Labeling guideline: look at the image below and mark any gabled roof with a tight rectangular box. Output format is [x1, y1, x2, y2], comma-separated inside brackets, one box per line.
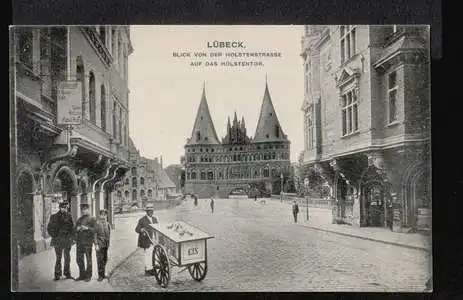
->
[128, 137, 138, 153]
[253, 81, 288, 143]
[187, 84, 220, 145]
[147, 157, 176, 188]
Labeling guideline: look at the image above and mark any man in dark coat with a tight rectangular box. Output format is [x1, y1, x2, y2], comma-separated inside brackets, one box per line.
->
[292, 200, 300, 223]
[135, 203, 158, 275]
[94, 209, 111, 281]
[46, 202, 75, 281]
[75, 203, 97, 281]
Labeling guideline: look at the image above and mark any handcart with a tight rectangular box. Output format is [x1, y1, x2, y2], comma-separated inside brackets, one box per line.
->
[147, 221, 214, 288]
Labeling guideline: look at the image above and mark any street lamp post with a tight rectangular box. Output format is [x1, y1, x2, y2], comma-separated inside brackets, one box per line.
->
[280, 173, 284, 203]
[304, 178, 310, 221]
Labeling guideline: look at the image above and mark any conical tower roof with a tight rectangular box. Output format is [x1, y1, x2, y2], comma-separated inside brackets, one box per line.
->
[253, 80, 288, 143]
[187, 84, 220, 145]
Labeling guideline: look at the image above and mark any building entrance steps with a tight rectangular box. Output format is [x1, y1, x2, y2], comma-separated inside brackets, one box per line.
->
[264, 197, 431, 251]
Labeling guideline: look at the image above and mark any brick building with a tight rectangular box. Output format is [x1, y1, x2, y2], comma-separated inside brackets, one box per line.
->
[299, 25, 430, 231]
[113, 138, 177, 211]
[184, 82, 291, 199]
[11, 26, 133, 256]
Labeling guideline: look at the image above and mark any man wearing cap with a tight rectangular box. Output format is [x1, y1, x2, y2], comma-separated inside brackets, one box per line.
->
[94, 209, 111, 281]
[46, 202, 75, 281]
[135, 203, 158, 275]
[75, 203, 97, 281]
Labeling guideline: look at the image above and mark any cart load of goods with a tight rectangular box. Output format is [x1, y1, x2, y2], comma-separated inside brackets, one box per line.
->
[166, 222, 194, 237]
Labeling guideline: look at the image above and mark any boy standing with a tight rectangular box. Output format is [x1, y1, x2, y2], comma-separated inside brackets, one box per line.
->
[75, 204, 97, 281]
[94, 209, 111, 281]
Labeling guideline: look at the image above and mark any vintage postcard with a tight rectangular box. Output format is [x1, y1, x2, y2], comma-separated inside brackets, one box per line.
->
[10, 25, 431, 292]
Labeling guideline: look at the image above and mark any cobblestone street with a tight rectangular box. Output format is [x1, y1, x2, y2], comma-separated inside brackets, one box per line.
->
[109, 197, 431, 292]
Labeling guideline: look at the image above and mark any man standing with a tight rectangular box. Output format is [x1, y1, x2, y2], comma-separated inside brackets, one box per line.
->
[75, 203, 97, 281]
[292, 200, 300, 223]
[210, 197, 215, 213]
[135, 204, 158, 275]
[46, 202, 75, 281]
[94, 209, 111, 281]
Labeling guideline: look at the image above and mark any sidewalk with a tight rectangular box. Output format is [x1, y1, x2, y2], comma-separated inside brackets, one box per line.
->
[17, 212, 142, 292]
[298, 207, 431, 251]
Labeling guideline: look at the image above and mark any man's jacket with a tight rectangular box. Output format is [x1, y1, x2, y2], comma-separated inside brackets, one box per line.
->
[75, 214, 97, 246]
[47, 211, 75, 247]
[292, 204, 299, 214]
[94, 218, 112, 248]
[135, 215, 158, 249]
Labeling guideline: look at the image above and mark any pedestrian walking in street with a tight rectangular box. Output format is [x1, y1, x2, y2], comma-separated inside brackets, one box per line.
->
[135, 203, 158, 276]
[193, 195, 198, 206]
[94, 209, 111, 281]
[75, 203, 97, 281]
[46, 202, 75, 281]
[292, 200, 300, 223]
[210, 197, 215, 213]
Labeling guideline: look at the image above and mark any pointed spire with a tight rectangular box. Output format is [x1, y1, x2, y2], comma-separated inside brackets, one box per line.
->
[233, 111, 238, 123]
[227, 116, 231, 128]
[265, 73, 268, 85]
[160, 155, 163, 168]
[253, 81, 288, 142]
[241, 117, 246, 129]
[187, 84, 220, 145]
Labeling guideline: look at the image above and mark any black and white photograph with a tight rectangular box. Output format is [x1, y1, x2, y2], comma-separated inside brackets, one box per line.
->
[10, 25, 431, 292]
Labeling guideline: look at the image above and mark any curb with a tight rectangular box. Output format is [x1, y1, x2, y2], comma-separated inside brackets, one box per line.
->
[299, 223, 430, 252]
[108, 247, 140, 279]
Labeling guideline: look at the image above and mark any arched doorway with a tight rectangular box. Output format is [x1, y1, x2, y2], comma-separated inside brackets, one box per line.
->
[52, 166, 78, 221]
[404, 165, 431, 228]
[362, 181, 387, 227]
[17, 171, 34, 255]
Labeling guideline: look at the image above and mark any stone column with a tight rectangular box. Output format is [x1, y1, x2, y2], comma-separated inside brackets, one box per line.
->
[33, 194, 44, 251]
[352, 190, 361, 227]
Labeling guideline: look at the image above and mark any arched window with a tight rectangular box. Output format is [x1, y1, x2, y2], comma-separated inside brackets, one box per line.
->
[125, 178, 129, 185]
[200, 171, 206, 180]
[132, 189, 137, 201]
[263, 168, 269, 178]
[207, 171, 214, 181]
[140, 190, 145, 198]
[132, 177, 137, 187]
[191, 171, 197, 180]
[76, 56, 85, 118]
[124, 190, 129, 198]
[131, 167, 137, 176]
[89, 71, 96, 123]
[100, 85, 106, 131]
[148, 189, 153, 198]
[140, 177, 145, 185]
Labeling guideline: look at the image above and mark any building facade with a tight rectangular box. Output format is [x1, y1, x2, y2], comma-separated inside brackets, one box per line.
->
[113, 138, 177, 211]
[11, 26, 133, 256]
[184, 82, 291, 199]
[299, 25, 431, 231]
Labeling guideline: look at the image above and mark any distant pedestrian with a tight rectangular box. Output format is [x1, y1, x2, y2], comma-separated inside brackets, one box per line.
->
[75, 203, 97, 281]
[94, 209, 111, 281]
[193, 195, 198, 206]
[46, 202, 75, 281]
[135, 203, 158, 276]
[292, 200, 299, 223]
[210, 198, 215, 213]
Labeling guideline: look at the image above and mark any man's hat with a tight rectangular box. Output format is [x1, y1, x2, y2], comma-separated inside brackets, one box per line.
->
[144, 203, 154, 211]
[59, 202, 69, 208]
[80, 203, 90, 209]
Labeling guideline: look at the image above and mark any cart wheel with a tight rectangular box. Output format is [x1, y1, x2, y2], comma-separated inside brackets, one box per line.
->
[152, 245, 171, 288]
[188, 262, 208, 281]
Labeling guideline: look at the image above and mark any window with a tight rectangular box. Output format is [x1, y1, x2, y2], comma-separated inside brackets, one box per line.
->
[118, 109, 122, 142]
[124, 191, 129, 198]
[196, 131, 201, 142]
[263, 168, 269, 178]
[340, 25, 356, 64]
[132, 189, 137, 201]
[140, 190, 145, 198]
[100, 85, 106, 131]
[306, 112, 314, 150]
[341, 89, 359, 136]
[388, 71, 398, 123]
[17, 28, 33, 69]
[131, 167, 137, 176]
[113, 102, 117, 137]
[200, 171, 206, 180]
[132, 177, 137, 187]
[207, 171, 214, 181]
[76, 57, 85, 117]
[140, 177, 145, 185]
[191, 171, 197, 180]
[148, 189, 153, 198]
[50, 28, 67, 80]
[89, 72, 96, 123]
[125, 178, 129, 185]
[275, 125, 280, 138]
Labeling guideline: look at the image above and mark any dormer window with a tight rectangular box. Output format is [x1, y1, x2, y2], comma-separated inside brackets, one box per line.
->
[275, 125, 280, 138]
[196, 131, 201, 141]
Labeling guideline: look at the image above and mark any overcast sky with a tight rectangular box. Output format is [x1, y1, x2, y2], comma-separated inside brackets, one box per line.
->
[128, 25, 304, 167]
